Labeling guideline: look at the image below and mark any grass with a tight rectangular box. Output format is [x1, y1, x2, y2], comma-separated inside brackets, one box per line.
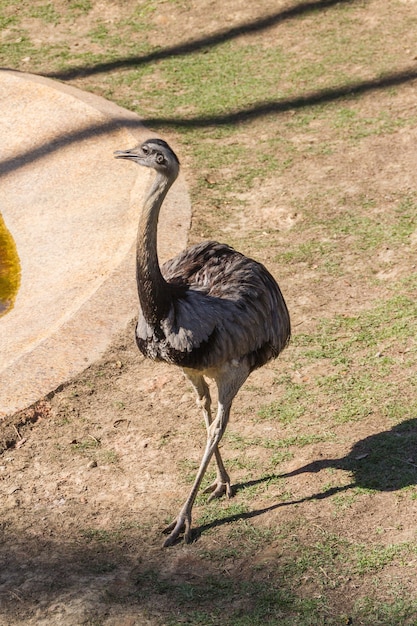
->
[255, 293, 417, 429]
[130, 563, 327, 626]
[2, 0, 417, 624]
[296, 294, 417, 366]
[29, 3, 60, 23]
[120, 526, 417, 625]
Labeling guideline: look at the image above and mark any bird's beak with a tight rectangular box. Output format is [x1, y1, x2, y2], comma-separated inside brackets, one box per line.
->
[114, 149, 137, 160]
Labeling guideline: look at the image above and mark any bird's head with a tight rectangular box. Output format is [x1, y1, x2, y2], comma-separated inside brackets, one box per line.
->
[114, 138, 180, 179]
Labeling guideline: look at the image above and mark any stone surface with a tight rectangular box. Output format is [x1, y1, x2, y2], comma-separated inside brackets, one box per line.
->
[0, 70, 191, 418]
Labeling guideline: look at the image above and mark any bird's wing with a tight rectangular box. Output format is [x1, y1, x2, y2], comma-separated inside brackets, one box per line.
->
[165, 273, 289, 370]
[137, 241, 290, 369]
[136, 289, 221, 365]
[161, 290, 220, 351]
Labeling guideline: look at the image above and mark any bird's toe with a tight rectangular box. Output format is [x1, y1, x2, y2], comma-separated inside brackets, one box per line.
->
[162, 511, 192, 547]
[204, 480, 233, 501]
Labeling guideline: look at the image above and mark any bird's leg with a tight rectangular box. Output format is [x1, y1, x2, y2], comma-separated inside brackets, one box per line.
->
[163, 363, 249, 547]
[185, 371, 231, 500]
[202, 409, 232, 502]
[163, 399, 232, 546]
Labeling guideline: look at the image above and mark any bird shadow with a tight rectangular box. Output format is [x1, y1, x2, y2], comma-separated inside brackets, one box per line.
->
[192, 418, 417, 541]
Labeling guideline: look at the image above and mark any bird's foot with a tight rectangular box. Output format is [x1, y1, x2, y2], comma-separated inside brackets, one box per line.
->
[203, 479, 233, 502]
[162, 510, 192, 547]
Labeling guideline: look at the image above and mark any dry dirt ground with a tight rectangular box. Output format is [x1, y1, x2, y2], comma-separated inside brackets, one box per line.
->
[1, 1, 417, 624]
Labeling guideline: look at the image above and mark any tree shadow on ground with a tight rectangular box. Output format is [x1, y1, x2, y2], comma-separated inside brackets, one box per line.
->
[194, 418, 417, 538]
[1, 0, 417, 177]
[1, 420, 416, 622]
[45, 0, 358, 81]
[1, 65, 417, 181]
[0, 527, 328, 623]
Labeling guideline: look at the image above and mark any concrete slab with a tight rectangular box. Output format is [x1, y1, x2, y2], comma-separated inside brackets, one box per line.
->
[0, 69, 191, 418]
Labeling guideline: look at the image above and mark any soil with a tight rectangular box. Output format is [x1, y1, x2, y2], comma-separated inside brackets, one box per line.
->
[1, 1, 417, 624]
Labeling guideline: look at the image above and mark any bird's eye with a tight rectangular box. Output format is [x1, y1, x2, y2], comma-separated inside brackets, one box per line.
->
[142, 145, 149, 154]
[156, 154, 165, 165]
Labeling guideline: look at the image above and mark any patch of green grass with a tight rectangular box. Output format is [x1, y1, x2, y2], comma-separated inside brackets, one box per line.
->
[257, 382, 308, 424]
[225, 430, 334, 454]
[115, 3, 157, 32]
[195, 501, 249, 527]
[408, 488, 417, 501]
[159, 42, 288, 119]
[353, 594, 417, 626]
[81, 528, 118, 543]
[88, 23, 109, 43]
[29, 3, 60, 24]
[265, 432, 335, 449]
[283, 531, 415, 593]
[226, 584, 322, 626]
[294, 297, 416, 370]
[392, 195, 417, 241]
[228, 518, 275, 545]
[316, 372, 388, 423]
[324, 204, 416, 252]
[227, 456, 258, 472]
[177, 457, 199, 481]
[321, 295, 415, 354]
[132, 564, 328, 626]
[224, 431, 255, 451]
[109, 563, 417, 626]
[276, 240, 338, 269]
[279, 192, 417, 283]
[97, 449, 119, 465]
[0, 12, 17, 28]
[331, 492, 359, 510]
[332, 106, 417, 140]
[270, 449, 294, 466]
[69, 0, 92, 13]
[353, 542, 411, 575]
[0, 35, 37, 65]
[71, 436, 100, 453]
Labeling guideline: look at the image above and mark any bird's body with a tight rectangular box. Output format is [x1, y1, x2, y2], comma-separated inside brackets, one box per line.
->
[137, 239, 289, 371]
[115, 138, 290, 546]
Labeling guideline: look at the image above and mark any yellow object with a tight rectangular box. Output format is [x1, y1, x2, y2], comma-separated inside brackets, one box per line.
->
[0, 214, 21, 317]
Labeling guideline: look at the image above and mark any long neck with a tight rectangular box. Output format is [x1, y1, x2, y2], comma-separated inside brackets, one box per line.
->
[136, 171, 175, 326]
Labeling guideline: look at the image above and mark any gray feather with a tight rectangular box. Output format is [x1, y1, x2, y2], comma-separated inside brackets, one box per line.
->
[136, 241, 290, 371]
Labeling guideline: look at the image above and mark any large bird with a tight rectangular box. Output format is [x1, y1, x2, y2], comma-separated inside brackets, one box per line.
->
[114, 138, 290, 546]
